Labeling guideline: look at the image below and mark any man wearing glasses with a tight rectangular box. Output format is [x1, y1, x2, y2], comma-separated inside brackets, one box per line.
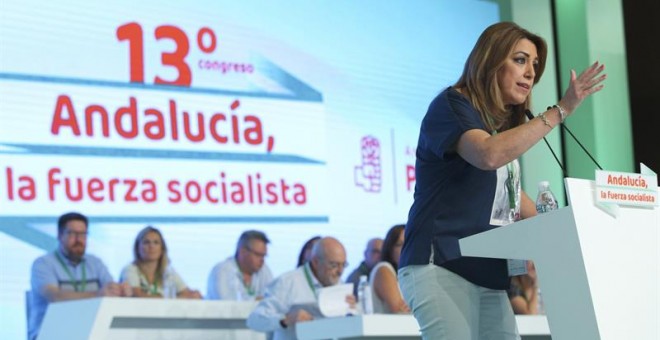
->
[28, 212, 132, 340]
[207, 230, 273, 300]
[247, 236, 355, 340]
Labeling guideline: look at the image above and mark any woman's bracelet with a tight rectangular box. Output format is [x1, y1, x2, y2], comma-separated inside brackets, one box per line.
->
[547, 104, 566, 123]
[537, 112, 552, 128]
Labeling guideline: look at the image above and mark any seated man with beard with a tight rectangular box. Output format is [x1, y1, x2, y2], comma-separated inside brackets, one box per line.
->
[28, 212, 132, 340]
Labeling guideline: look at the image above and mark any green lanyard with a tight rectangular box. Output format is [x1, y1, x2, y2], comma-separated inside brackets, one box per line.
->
[138, 270, 159, 295]
[236, 260, 255, 296]
[491, 129, 518, 213]
[506, 162, 517, 210]
[148, 282, 158, 295]
[303, 263, 318, 300]
[55, 251, 86, 292]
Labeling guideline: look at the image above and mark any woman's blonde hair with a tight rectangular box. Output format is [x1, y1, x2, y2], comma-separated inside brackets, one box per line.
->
[455, 22, 547, 132]
[133, 226, 169, 286]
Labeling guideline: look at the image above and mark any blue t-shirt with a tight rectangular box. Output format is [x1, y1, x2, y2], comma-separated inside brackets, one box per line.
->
[399, 87, 510, 290]
[29, 250, 114, 340]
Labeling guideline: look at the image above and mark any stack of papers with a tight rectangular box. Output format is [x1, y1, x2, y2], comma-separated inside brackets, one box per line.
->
[318, 283, 355, 317]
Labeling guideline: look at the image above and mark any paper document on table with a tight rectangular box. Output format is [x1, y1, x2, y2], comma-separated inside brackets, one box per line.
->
[317, 283, 354, 317]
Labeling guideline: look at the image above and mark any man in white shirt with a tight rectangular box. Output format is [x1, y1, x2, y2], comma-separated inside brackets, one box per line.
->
[247, 237, 355, 340]
[207, 230, 273, 300]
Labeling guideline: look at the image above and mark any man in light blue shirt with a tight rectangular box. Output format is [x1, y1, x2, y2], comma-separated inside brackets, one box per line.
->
[29, 212, 132, 340]
[247, 237, 355, 340]
[207, 230, 273, 300]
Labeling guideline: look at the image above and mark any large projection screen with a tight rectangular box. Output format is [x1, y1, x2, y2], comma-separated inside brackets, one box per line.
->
[0, 0, 502, 337]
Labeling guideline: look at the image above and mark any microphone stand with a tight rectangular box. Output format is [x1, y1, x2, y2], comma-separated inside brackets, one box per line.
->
[525, 109, 604, 178]
[525, 110, 567, 177]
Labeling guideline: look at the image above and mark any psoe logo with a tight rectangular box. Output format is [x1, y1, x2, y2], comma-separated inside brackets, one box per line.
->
[354, 136, 381, 193]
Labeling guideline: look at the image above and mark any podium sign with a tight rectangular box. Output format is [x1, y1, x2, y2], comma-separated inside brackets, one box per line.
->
[459, 178, 659, 340]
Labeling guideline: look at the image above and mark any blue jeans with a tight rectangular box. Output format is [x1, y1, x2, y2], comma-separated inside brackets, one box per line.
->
[398, 264, 519, 340]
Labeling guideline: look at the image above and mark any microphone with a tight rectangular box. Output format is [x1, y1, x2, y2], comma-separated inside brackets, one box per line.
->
[525, 109, 604, 177]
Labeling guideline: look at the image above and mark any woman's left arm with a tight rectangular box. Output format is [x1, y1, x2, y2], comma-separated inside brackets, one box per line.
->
[168, 267, 203, 299]
[177, 288, 203, 299]
[372, 266, 410, 314]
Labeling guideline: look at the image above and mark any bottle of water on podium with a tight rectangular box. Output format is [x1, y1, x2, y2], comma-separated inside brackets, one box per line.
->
[357, 275, 373, 315]
[536, 287, 545, 315]
[535, 181, 558, 213]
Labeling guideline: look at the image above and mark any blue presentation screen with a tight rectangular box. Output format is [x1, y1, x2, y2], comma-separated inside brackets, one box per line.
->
[0, 0, 499, 337]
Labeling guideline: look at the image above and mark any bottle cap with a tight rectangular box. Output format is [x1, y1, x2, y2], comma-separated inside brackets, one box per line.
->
[538, 181, 550, 192]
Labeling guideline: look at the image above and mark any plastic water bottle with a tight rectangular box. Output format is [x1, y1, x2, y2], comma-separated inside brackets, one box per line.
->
[536, 287, 545, 315]
[357, 275, 373, 315]
[535, 181, 558, 213]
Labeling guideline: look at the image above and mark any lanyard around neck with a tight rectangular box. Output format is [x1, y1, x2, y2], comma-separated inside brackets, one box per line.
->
[148, 282, 158, 295]
[137, 268, 159, 295]
[55, 251, 86, 292]
[506, 162, 517, 210]
[492, 130, 518, 212]
[303, 263, 318, 299]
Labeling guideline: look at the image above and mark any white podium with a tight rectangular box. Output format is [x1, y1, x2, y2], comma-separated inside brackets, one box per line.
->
[296, 314, 419, 340]
[295, 314, 550, 340]
[460, 178, 659, 340]
[38, 297, 265, 340]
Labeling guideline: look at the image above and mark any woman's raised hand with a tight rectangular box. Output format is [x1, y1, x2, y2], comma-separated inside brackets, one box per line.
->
[559, 61, 607, 115]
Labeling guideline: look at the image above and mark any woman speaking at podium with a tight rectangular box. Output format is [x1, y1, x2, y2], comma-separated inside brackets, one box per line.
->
[398, 22, 606, 339]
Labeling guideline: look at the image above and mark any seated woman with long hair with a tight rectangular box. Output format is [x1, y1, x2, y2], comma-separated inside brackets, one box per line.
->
[120, 226, 202, 299]
[508, 260, 540, 314]
[369, 224, 410, 314]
